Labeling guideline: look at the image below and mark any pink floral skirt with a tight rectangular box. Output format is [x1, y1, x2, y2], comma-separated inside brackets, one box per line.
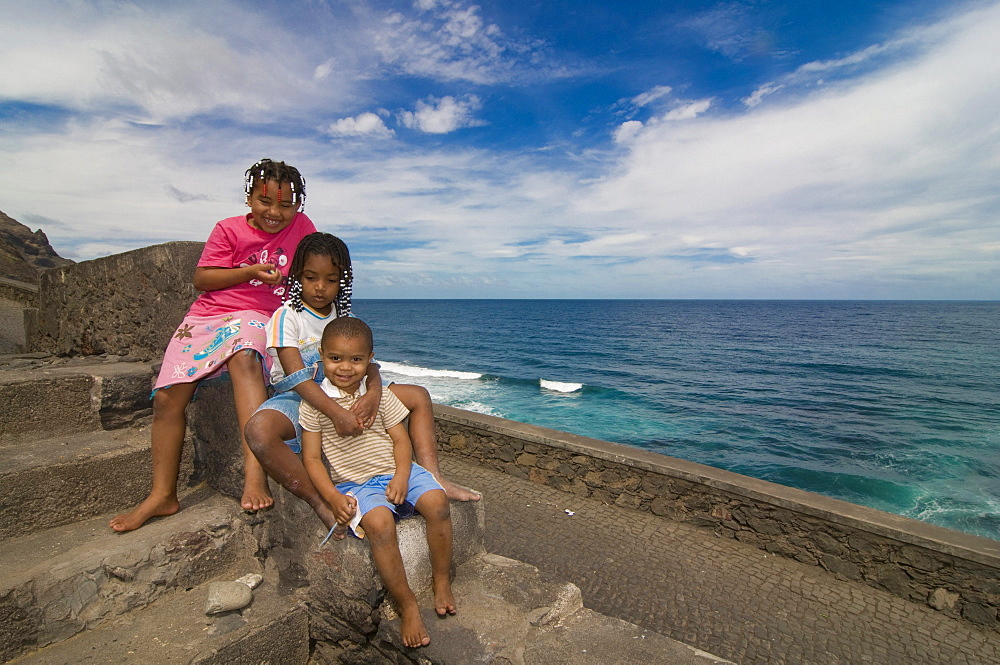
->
[153, 310, 273, 393]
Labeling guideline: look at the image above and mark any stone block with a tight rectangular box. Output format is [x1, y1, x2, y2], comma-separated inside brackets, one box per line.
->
[820, 554, 862, 581]
[929, 587, 960, 611]
[35, 241, 203, 359]
[188, 377, 244, 500]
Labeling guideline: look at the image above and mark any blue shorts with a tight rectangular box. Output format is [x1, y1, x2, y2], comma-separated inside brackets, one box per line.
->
[336, 463, 444, 520]
[254, 382, 323, 454]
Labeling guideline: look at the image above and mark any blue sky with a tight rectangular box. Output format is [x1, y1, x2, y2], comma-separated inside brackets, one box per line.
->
[1, 0, 998, 299]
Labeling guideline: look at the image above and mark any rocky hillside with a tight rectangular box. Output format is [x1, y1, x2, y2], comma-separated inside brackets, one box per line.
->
[0, 209, 73, 283]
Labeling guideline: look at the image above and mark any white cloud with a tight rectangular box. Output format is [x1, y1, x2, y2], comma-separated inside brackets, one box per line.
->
[326, 112, 395, 138]
[613, 120, 644, 144]
[0, 1, 363, 123]
[742, 29, 937, 108]
[661, 99, 713, 121]
[580, 2, 1000, 296]
[742, 83, 783, 108]
[631, 85, 673, 108]
[398, 95, 485, 134]
[681, 2, 772, 62]
[370, 0, 556, 84]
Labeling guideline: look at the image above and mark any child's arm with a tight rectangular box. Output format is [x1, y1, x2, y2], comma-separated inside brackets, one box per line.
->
[276, 347, 364, 436]
[194, 264, 283, 291]
[351, 362, 384, 429]
[301, 430, 357, 524]
[384, 422, 413, 506]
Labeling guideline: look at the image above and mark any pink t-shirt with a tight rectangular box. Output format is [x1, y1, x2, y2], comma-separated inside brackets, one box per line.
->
[187, 212, 317, 318]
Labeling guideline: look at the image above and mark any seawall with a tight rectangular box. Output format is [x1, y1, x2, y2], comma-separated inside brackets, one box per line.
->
[433, 405, 1000, 632]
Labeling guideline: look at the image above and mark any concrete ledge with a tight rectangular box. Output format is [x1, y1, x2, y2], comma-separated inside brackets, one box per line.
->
[434, 404, 1000, 632]
[0, 276, 39, 307]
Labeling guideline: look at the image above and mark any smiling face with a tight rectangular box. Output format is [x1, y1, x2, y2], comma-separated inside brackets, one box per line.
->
[320, 334, 374, 394]
[298, 252, 341, 315]
[247, 178, 300, 233]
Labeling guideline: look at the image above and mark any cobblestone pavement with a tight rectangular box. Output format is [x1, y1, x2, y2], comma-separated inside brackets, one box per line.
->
[441, 456, 1000, 665]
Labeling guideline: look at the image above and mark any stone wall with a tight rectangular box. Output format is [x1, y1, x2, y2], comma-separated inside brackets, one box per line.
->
[433, 404, 1000, 633]
[0, 276, 38, 307]
[33, 242, 203, 360]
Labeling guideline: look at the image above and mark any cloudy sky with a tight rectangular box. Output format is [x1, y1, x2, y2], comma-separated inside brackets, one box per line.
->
[1, 0, 998, 299]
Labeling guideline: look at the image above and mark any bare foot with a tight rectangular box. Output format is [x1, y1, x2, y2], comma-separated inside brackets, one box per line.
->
[440, 479, 480, 502]
[241, 479, 274, 511]
[109, 495, 180, 532]
[434, 579, 457, 616]
[399, 603, 431, 648]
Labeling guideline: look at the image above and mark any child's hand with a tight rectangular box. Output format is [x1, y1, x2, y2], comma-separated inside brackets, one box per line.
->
[330, 408, 364, 437]
[386, 475, 408, 505]
[350, 390, 380, 429]
[331, 492, 357, 525]
[249, 263, 282, 286]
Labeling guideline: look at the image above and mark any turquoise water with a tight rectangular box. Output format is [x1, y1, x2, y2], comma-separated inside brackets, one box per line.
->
[353, 300, 1000, 541]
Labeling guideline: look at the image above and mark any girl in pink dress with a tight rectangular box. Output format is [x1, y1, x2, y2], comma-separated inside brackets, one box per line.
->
[110, 159, 316, 531]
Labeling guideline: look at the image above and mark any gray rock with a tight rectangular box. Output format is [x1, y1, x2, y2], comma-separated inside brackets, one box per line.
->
[205, 581, 254, 615]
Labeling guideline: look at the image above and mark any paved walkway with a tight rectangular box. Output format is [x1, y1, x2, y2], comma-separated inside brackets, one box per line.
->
[441, 456, 1000, 665]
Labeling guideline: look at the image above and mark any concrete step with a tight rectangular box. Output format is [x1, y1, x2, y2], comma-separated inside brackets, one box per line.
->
[6, 566, 309, 665]
[0, 486, 260, 663]
[369, 553, 734, 664]
[0, 357, 155, 442]
[0, 423, 196, 540]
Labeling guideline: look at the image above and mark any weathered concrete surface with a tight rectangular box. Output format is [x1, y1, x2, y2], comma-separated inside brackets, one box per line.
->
[33, 241, 203, 360]
[435, 404, 1000, 635]
[368, 553, 732, 665]
[0, 426, 154, 539]
[6, 566, 308, 665]
[442, 455, 1000, 665]
[0, 487, 260, 663]
[0, 358, 155, 441]
[0, 357, 193, 540]
[521, 609, 736, 665]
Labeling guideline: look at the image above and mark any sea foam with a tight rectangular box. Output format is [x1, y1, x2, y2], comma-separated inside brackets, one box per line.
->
[379, 361, 481, 380]
[540, 379, 583, 393]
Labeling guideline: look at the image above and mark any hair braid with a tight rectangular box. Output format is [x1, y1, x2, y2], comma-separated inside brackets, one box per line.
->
[284, 232, 353, 316]
[244, 158, 307, 210]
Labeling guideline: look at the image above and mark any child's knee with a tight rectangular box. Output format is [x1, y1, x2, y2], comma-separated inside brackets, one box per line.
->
[245, 411, 295, 453]
[361, 508, 397, 545]
[389, 383, 431, 410]
[226, 350, 262, 375]
[152, 386, 191, 418]
[420, 491, 451, 522]
[243, 412, 271, 450]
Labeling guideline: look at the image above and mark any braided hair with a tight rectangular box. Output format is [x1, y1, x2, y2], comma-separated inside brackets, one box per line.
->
[285, 232, 353, 317]
[244, 158, 307, 210]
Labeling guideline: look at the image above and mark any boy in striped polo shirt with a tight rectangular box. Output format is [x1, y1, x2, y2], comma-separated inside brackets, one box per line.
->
[300, 316, 455, 649]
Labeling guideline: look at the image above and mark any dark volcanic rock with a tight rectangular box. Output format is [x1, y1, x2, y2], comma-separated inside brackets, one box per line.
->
[0, 209, 73, 283]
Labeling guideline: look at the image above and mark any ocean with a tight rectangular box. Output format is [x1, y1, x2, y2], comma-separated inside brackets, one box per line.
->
[352, 299, 999, 542]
